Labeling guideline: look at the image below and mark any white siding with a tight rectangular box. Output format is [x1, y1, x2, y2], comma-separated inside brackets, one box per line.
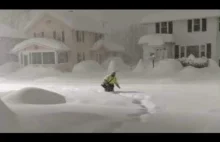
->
[146, 17, 218, 61]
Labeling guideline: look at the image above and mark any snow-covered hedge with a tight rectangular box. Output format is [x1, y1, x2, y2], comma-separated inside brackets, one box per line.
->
[179, 54, 209, 68]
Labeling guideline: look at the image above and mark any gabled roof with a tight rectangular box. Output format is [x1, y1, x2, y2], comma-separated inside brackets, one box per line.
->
[11, 38, 70, 54]
[91, 39, 125, 52]
[141, 10, 220, 24]
[0, 24, 27, 39]
[24, 11, 110, 34]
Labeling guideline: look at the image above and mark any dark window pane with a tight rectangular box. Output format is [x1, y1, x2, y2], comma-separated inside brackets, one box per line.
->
[161, 22, 167, 33]
[62, 31, 65, 42]
[168, 21, 173, 34]
[202, 18, 207, 31]
[175, 45, 179, 59]
[53, 31, 56, 39]
[207, 43, 211, 58]
[188, 20, 192, 32]
[43, 52, 55, 64]
[187, 45, 199, 57]
[156, 23, 160, 33]
[32, 52, 42, 64]
[194, 19, 200, 32]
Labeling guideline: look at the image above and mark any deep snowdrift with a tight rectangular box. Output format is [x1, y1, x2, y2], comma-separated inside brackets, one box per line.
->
[8, 65, 62, 79]
[72, 60, 104, 73]
[0, 99, 20, 132]
[147, 59, 183, 77]
[107, 57, 131, 73]
[2, 87, 66, 105]
[0, 62, 20, 76]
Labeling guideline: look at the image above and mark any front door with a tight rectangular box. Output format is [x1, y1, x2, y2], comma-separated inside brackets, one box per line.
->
[24, 55, 28, 66]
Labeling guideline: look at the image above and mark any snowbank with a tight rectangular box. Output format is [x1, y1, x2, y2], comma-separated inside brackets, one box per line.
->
[0, 99, 20, 132]
[205, 59, 220, 73]
[91, 39, 125, 52]
[72, 60, 105, 73]
[9, 65, 62, 79]
[106, 57, 131, 73]
[2, 87, 66, 105]
[133, 59, 145, 73]
[147, 59, 183, 77]
[0, 62, 20, 76]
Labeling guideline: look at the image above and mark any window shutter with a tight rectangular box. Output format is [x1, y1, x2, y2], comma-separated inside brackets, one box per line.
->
[188, 20, 192, 32]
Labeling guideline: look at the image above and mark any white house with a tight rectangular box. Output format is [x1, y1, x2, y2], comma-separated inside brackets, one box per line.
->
[90, 39, 125, 64]
[15, 10, 109, 70]
[0, 24, 27, 65]
[139, 10, 220, 62]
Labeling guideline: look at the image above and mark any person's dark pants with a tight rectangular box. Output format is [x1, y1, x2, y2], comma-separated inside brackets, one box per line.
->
[102, 83, 114, 92]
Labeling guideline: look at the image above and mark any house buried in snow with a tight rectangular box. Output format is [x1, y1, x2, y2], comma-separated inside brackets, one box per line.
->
[14, 10, 110, 70]
[0, 24, 27, 65]
[11, 38, 70, 71]
[139, 10, 220, 62]
[90, 39, 125, 64]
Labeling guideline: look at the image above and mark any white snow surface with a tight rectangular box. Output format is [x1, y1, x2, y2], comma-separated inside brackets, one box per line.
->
[11, 38, 70, 54]
[147, 59, 183, 77]
[104, 57, 131, 73]
[91, 39, 125, 52]
[133, 59, 145, 73]
[2, 87, 66, 105]
[0, 62, 20, 76]
[9, 65, 62, 80]
[72, 60, 105, 73]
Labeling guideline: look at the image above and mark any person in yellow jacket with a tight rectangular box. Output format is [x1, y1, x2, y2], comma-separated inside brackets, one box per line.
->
[101, 72, 120, 92]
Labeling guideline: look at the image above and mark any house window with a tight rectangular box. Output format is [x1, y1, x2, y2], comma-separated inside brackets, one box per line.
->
[41, 32, 44, 37]
[62, 31, 65, 42]
[174, 45, 179, 59]
[77, 53, 82, 63]
[188, 18, 207, 32]
[58, 52, 68, 63]
[161, 22, 168, 33]
[32, 52, 42, 64]
[20, 53, 23, 64]
[188, 20, 192, 32]
[200, 45, 205, 57]
[207, 43, 211, 59]
[34, 32, 36, 37]
[187, 45, 199, 57]
[181, 46, 185, 58]
[43, 52, 55, 64]
[168, 21, 173, 34]
[82, 52, 85, 60]
[194, 19, 200, 32]
[156, 23, 160, 33]
[202, 18, 207, 31]
[53, 31, 56, 39]
[76, 31, 84, 42]
[155, 21, 173, 34]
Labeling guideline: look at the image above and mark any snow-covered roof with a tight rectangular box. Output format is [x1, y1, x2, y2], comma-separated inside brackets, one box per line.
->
[24, 11, 110, 34]
[11, 38, 70, 54]
[138, 34, 174, 46]
[0, 24, 27, 39]
[141, 10, 220, 24]
[91, 39, 125, 52]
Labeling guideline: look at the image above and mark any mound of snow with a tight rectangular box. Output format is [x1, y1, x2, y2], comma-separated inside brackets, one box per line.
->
[133, 59, 145, 73]
[148, 59, 183, 76]
[0, 62, 20, 76]
[72, 60, 104, 73]
[2, 87, 66, 105]
[107, 57, 131, 73]
[206, 59, 220, 73]
[0, 99, 21, 132]
[177, 66, 203, 80]
[9, 65, 61, 79]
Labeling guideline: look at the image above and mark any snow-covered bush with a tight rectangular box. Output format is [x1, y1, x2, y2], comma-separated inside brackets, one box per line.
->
[179, 54, 208, 68]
